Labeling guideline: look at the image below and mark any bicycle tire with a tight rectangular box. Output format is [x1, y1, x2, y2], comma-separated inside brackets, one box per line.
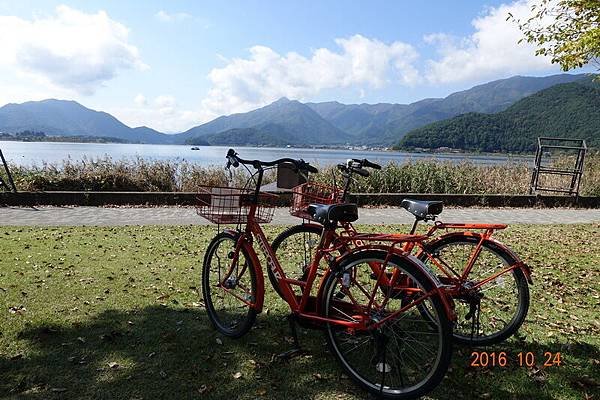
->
[270, 224, 323, 299]
[420, 234, 529, 346]
[202, 231, 258, 338]
[321, 249, 452, 399]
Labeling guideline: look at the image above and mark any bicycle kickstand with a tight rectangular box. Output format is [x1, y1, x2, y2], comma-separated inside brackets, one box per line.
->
[277, 314, 303, 360]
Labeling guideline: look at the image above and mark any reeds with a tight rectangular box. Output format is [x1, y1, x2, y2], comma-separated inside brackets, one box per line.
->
[7, 152, 599, 195]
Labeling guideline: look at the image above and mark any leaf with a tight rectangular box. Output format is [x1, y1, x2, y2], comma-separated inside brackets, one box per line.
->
[215, 338, 223, 345]
[198, 385, 210, 394]
[233, 371, 242, 379]
[51, 388, 67, 393]
[108, 362, 120, 369]
[8, 305, 26, 315]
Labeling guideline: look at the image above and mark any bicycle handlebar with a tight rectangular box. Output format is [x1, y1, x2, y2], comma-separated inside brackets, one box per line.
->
[353, 158, 382, 170]
[226, 148, 318, 173]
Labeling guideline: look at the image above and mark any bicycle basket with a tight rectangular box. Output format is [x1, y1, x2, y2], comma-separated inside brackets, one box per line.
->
[290, 182, 342, 220]
[196, 186, 278, 224]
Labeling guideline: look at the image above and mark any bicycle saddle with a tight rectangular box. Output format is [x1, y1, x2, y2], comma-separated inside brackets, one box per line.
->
[400, 199, 443, 220]
[307, 203, 359, 224]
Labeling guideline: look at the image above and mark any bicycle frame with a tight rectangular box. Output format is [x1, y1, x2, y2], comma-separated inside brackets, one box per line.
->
[333, 163, 532, 287]
[218, 202, 454, 330]
[294, 219, 531, 301]
[416, 223, 533, 287]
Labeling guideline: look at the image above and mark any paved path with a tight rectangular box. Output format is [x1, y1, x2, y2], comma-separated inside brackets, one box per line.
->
[1, 206, 598, 226]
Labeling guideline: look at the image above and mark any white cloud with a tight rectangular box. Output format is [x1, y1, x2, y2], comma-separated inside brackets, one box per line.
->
[0, 5, 146, 95]
[155, 10, 192, 23]
[133, 94, 147, 106]
[114, 94, 202, 133]
[425, 0, 555, 83]
[199, 34, 419, 119]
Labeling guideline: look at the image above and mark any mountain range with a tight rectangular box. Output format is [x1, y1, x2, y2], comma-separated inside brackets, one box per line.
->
[0, 73, 592, 148]
[398, 78, 600, 152]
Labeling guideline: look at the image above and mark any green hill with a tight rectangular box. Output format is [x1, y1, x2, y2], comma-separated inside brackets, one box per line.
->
[0, 99, 172, 144]
[397, 79, 600, 152]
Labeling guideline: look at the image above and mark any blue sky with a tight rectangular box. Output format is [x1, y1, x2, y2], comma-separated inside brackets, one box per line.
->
[0, 0, 589, 132]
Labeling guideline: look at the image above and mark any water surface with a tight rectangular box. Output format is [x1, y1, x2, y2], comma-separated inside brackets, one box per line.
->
[0, 141, 531, 167]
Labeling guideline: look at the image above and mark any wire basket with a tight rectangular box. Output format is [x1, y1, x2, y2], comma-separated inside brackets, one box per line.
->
[290, 182, 342, 220]
[196, 186, 278, 224]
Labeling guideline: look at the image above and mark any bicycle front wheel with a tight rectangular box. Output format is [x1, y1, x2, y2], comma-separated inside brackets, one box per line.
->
[421, 234, 529, 345]
[321, 250, 452, 399]
[202, 231, 258, 338]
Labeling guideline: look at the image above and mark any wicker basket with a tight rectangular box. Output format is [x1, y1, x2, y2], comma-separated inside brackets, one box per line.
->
[290, 182, 342, 220]
[196, 186, 277, 224]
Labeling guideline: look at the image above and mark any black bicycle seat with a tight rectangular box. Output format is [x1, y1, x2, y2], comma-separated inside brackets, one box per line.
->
[307, 203, 359, 224]
[400, 199, 443, 220]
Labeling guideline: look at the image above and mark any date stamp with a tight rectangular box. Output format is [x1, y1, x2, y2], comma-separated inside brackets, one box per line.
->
[470, 351, 562, 368]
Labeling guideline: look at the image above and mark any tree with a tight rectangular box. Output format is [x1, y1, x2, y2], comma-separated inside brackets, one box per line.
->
[511, 0, 600, 71]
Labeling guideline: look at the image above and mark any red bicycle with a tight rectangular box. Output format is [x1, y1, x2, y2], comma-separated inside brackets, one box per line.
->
[199, 149, 454, 399]
[270, 158, 532, 345]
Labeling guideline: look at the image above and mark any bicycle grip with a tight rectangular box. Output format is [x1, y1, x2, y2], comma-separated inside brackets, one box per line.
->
[358, 159, 381, 169]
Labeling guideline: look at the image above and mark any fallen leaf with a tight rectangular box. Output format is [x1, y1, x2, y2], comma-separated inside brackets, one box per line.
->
[198, 385, 210, 394]
[108, 362, 120, 369]
[8, 306, 26, 315]
[233, 372, 242, 379]
[215, 338, 223, 345]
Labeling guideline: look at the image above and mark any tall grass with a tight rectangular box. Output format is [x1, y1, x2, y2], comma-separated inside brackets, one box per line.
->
[6, 153, 600, 195]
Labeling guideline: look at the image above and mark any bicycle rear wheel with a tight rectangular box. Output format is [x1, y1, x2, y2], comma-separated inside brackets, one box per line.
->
[420, 234, 529, 345]
[202, 231, 258, 338]
[270, 224, 323, 299]
[321, 249, 452, 399]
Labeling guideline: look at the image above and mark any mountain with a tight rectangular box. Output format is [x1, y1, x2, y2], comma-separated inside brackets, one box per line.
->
[397, 79, 600, 152]
[197, 124, 296, 146]
[307, 73, 587, 144]
[0, 99, 172, 144]
[177, 97, 351, 145]
[0, 73, 590, 147]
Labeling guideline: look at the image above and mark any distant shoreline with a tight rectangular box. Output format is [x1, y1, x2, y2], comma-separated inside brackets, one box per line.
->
[0, 138, 536, 157]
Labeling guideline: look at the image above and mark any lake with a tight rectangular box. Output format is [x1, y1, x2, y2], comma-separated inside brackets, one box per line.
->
[0, 141, 531, 167]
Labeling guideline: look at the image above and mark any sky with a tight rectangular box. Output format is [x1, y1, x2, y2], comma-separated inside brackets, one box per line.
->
[0, 0, 591, 133]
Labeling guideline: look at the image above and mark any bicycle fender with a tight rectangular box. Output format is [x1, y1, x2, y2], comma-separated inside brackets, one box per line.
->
[475, 237, 533, 285]
[425, 232, 533, 284]
[224, 229, 265, 313]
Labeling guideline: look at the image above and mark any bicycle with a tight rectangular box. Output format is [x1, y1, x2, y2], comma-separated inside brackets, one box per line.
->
[199, 149, 454, 399]
[270, 158, 532, 346]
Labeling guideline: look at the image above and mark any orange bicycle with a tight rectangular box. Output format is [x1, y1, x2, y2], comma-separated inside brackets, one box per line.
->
[199, 149, 454, 399]
[270, 158, 532, 346]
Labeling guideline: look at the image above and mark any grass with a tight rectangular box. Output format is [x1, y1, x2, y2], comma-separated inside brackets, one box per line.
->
[0, 224, 598, 399]
[7, 152, 600, 196]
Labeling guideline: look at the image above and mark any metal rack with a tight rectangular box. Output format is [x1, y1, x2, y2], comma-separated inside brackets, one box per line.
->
[0, 148, 17, 192]
[529, 137, 587, 199]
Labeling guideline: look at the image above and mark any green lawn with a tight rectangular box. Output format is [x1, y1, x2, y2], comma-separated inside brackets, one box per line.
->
[1, 224, 598, 399]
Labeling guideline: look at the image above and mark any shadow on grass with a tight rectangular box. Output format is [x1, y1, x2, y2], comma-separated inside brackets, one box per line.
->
[1, 306, 598, 399]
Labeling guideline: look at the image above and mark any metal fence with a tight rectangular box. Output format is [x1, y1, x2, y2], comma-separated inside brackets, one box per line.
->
[529, 137, 586, 199]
